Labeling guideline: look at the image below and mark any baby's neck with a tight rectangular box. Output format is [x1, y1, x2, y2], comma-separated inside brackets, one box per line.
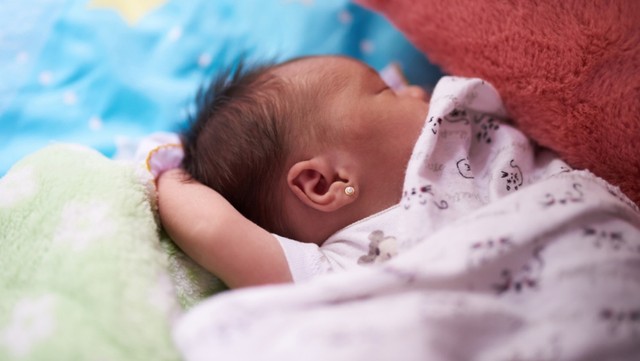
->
[284, 192, 400, 246]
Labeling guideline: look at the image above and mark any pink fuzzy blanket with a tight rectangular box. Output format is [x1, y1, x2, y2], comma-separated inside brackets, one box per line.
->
[357, 0, 640, 205]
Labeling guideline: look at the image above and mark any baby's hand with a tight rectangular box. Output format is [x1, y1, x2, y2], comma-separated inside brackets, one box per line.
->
[133, 132, 183, 180]
[146, 144, 183, 179]
[157, 168, 293, 288]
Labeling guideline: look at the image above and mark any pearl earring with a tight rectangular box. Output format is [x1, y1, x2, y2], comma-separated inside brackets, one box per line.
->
[344, 186, 356, 196]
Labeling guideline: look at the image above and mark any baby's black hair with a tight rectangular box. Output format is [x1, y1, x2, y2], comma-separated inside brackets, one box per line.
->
[181, 61, 294, 234]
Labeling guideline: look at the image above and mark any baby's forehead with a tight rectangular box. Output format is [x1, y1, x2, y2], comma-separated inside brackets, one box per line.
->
[273, 56, 361, 93]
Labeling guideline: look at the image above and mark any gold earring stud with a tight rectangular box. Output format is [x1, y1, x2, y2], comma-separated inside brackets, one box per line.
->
[344, 186, 356, 196]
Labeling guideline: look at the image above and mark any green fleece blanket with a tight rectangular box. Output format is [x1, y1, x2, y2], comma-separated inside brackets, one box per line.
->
[0, 144, 224, 360]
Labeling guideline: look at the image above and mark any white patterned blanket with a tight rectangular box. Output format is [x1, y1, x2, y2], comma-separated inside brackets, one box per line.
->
[174, 78, 640, 361]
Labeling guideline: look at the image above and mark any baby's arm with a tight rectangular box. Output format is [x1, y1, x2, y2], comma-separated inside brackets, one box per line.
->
[157, 168, 293, 288]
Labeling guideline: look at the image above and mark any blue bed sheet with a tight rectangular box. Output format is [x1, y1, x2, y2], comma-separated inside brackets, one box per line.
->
[0, 0, 442, 174]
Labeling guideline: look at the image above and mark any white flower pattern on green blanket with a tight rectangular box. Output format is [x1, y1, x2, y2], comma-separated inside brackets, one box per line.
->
[53, 200, 115, 252]
[0, 166, 36, 207]
[0, 144, 225, 360]
[1, 295, 56, 358]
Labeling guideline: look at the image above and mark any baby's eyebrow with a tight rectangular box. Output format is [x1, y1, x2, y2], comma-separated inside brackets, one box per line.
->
[366, 66, 379, 78]
[363, 65, 387, 89]
[322, 68, 350, 93]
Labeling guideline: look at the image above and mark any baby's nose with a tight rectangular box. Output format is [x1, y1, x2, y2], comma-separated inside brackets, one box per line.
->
[395, 85, 428, 101]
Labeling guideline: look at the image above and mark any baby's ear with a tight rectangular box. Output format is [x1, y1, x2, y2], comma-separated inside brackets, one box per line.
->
[287, 157, 356, 212]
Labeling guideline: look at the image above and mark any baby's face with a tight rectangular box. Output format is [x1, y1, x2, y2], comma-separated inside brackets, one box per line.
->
[277, 56, 429, 203]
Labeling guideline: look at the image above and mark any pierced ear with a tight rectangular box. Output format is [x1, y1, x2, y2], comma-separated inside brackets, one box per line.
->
[287, 157, 356, 212]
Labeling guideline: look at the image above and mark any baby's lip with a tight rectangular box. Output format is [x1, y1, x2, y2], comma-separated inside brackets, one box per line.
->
[395, 86, 428, 102]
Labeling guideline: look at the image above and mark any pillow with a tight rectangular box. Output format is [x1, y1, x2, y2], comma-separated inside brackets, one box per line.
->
[356, 0, 640, 205]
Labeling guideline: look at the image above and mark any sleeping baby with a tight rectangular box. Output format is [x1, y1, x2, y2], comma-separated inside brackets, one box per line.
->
[154, 55, 640, 291]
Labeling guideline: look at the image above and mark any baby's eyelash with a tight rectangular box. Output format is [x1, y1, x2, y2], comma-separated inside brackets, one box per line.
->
[379, 63, 408, 91]
[377, 85, 391, 94]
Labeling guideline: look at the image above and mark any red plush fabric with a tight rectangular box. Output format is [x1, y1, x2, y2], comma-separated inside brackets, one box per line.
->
[357, 0, 640, 205]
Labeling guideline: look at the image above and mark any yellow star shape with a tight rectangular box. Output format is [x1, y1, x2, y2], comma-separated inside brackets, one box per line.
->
[87, 0, 167, 26]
